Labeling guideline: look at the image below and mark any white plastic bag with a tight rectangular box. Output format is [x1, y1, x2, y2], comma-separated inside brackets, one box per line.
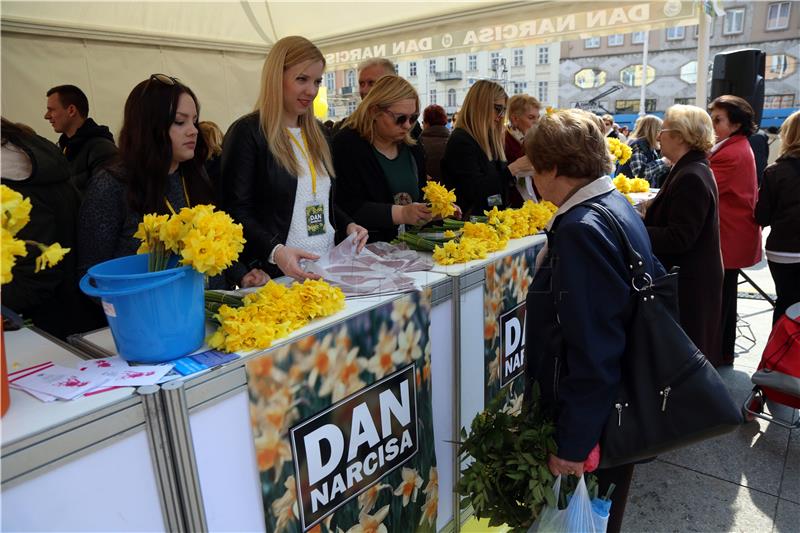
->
[529, 475, 609, 533]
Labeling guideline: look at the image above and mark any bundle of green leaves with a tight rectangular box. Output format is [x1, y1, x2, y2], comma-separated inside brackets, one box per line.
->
[457, 384, 596, 531]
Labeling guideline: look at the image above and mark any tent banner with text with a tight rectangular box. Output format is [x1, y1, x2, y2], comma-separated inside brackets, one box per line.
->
[245, 290, 437, 533]
[323, 1, 698, 68]
[484, 244, 544, 408]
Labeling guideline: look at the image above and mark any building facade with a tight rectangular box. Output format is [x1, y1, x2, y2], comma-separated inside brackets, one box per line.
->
[558, 1, 800, 117]
[326, 44, 561, 121]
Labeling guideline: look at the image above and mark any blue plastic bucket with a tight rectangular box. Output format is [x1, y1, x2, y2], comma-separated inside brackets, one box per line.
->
[80, 254, 205, 363]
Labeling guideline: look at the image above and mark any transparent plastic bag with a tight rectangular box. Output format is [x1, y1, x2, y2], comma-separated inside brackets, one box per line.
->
[529, 475, 609, 533]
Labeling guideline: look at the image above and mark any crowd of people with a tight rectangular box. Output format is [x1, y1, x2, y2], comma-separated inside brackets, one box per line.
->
[2, 33, 799, 533]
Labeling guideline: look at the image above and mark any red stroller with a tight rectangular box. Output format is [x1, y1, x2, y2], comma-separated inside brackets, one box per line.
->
[743, 304, 800, 429]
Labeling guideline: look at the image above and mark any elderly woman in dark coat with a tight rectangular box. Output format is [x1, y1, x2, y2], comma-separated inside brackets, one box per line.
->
[644, 104, 724, 366]
[524, 109, 664, 533]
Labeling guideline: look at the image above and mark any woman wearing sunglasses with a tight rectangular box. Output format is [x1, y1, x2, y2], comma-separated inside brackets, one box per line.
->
[77, 74, 267, 289]
[441, 80, 533, 218]
[222, 36, 367, 281]
[332, 75, 432, 244]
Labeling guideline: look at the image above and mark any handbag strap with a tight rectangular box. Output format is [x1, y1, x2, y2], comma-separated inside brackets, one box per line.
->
[586, 202, 652, 291]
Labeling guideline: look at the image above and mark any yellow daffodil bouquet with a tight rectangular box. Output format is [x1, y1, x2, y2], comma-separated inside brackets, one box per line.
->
[1, 184, 69, 284]
[421, 180, 457, 219]
[607, 137, 632, 166]
[134, 204, 245, 275]
[206, 279, 345, 353]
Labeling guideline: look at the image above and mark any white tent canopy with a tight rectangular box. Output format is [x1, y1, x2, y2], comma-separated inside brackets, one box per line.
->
[1, 1, 698, 139]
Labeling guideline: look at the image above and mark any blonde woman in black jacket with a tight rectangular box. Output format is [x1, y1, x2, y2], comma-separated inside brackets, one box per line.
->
[756, 110, 800, 323]
[222, 36, 367, 280]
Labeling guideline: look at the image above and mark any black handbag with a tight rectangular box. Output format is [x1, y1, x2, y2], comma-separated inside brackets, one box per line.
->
[584, 203, 743, 469]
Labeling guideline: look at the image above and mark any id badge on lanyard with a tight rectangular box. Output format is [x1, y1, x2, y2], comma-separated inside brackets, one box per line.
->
[305, 202, 326, 236]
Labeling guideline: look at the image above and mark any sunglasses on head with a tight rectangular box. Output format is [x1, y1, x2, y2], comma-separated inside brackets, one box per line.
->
[494, 104, 507, 117]
[382, 108, 419, 126]
[149, 73, 181, 86]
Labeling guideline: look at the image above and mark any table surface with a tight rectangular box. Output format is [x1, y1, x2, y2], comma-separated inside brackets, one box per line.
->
[78, 270, 451, 380]
[2, 328, 135, 446]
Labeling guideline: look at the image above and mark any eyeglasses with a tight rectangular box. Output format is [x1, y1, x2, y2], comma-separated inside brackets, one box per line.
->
[658, 128, 676, 134]
[494, 104, 507, 117]
[382, 109, 419, 126]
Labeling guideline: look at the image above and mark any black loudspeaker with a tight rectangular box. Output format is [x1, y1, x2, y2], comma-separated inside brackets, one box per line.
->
[711, 48, 766, 126]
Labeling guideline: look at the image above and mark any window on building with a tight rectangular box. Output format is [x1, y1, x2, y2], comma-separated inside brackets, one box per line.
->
[409, 61, 417, 77]
[537, 46, 550, 64]
[767, 2, 791, 30]
[766, 54, 797, 80]
[448, 57, 457, 73]
[512, 82, 527, 95]
[346, 69, 356, 87]
[447, 88, 457, 107]
[537, 81, 548, 103]
[429, 59, 436, 74]
[620, 65, 656, 87]
[614, 99, 656, 113]
[765, 94, 795, 108]
[631, 31, 646, 44]
[585, 37, 600, 49]
[325, 72, 335, 93]
[429, 89, 437, 105]
[468, 54, 477, 71]
[608, 34, 624, 47]
[674, 97, 696, 105]
[513, 48, 524, 67]
[724, 7, 745, 34]
[694, 21, 715, 38]
[680, 61, 698, 84]
[666, 26, 685, 40]
[347, 100, 357, 113]
[490, 52, 500, 69]
[574, 68, 607, 89]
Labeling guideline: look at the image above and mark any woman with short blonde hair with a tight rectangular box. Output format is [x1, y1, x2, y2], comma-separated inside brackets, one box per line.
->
[504, 94, 541, 206]
[644, 104, 724, 365]
[756, 110, 800, 323]
[617, 114, 671, 186]
[222, 35, 367, 280]
[441, 80, 533, 217]
[333, 75, 432, 243]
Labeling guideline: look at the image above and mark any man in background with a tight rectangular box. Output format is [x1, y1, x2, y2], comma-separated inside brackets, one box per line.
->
[45, 84, 117, 193]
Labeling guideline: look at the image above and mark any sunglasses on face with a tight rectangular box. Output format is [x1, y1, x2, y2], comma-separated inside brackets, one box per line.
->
[382, 108, 419, 126]
[494, 104, 507, 117]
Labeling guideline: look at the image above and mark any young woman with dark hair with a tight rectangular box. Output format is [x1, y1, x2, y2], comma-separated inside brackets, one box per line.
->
[77, 75, 267, 288]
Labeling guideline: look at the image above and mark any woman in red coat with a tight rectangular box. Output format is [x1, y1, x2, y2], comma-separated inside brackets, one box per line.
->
[708, 95, 763, 365]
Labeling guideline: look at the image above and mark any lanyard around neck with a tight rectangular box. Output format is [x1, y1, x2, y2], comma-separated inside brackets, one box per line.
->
[287, 128, 317, 196]
[164, 174, 191, 215]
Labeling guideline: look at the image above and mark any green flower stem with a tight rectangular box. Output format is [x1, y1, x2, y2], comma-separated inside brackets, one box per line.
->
[396, 232, 437, 252]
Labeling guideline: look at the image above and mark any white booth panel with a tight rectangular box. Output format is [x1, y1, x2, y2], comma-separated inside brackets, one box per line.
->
[1, 429, 164, 532]
[459, 285, 485, 437]
[190, 390, 265, 532]
[430, 299, 455, 530]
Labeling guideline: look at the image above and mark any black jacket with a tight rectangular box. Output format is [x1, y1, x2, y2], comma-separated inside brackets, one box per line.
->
[332, 126, 426, 244]
[749, 129, 769, 186]
[756, 155, 800, 253]
[221, 112, 351, 277]
[58, 118, 118, 193]
[3, 133, 105, 338]
[441, 128, 512, 219]
[420, 125, 449, 182]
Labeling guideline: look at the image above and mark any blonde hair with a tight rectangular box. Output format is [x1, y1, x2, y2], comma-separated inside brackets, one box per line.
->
[198, 121, 223, 158]
[663, 104, 715, 152]
[525, 108, 613, 178]
[779, 110, 800, 158]
[507, 94, 541, 122]
[254, 35, 333, 177]
[459, 80, 507, 161]
[344, 75, 419, 146]
[630, 115, 663, 149]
